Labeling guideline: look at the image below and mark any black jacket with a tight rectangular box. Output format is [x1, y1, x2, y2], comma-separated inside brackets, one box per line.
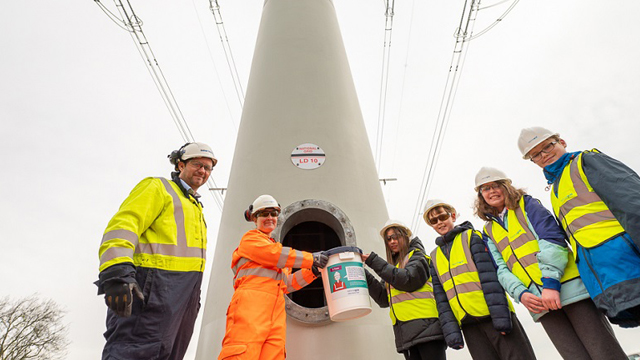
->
[365, 237, 444, 353]
[429, 221, 512, 349]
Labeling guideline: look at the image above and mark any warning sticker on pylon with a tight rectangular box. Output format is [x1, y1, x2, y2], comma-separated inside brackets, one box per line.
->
[291, 143, 325, 170]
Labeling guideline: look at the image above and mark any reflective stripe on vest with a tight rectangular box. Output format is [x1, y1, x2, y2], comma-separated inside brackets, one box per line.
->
[551, 151, 625, 252]
[484, 197, 580, 287]
[387, 250, 438, 324]
[99, 178, 206, 271]
[431, 230, 490, 324]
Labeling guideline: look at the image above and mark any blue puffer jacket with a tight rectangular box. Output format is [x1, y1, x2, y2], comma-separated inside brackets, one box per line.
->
[544, 150, 640, 327]
[483, 195, 590, 322]
[429, 222, 512, 349]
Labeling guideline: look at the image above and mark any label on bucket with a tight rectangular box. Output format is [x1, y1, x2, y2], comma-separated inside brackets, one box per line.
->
[327, 261, 367, 299]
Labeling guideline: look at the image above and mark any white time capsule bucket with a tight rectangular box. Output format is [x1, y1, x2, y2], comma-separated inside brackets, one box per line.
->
[320, 246, 372, 321]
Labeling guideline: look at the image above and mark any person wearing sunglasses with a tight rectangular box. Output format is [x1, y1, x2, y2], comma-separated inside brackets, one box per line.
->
[361, 220, 446, 360]
[425, 199, 537, 360]
[519, 126, 640, 329]
[218, 194, 329, 360]
[474, 167, 627, 359]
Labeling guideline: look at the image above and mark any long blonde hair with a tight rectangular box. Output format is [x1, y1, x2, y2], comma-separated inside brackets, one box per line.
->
[474, 180, 527, 221]
[384, 226, 411, 268]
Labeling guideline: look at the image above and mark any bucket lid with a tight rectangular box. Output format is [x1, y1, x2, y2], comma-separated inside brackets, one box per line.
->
[324, 246, 362, 256]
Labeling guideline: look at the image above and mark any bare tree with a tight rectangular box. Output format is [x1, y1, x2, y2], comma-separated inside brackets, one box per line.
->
[0, 295, 69, 360]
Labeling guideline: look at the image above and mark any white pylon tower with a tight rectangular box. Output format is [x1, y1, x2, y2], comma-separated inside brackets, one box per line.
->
[195, 0, 396, 358]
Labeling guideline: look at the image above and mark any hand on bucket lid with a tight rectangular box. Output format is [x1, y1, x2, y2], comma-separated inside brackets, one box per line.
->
[312, 251, 329, 268]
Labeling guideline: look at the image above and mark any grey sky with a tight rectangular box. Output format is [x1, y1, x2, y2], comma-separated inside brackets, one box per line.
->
[1, 0, 638, 359]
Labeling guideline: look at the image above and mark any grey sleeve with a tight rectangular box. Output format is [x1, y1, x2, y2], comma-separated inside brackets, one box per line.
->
[582, 151, 640, 246]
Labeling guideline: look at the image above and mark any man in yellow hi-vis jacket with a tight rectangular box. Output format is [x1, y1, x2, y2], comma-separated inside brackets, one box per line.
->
[96, 142, 217, 360]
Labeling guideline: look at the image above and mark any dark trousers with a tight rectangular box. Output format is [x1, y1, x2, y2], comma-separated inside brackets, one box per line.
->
[403, 339, 447, 360]
[102, 267, 203, 360]
[462, 313, 536, 360]
[540, 299, 627, 360]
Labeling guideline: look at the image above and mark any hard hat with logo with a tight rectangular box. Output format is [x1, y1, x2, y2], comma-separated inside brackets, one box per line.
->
[168, 142, 218, 167]
[244, 195, 281, 221]
[423, 199, 456, 223]
[379, 219, 412, 239]
[474, 167, 511, 191]
[517, 127, 558, 159]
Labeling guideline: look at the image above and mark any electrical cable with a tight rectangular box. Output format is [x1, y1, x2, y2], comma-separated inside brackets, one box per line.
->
[96, 0, 225, 211]
[209, 0, 245, 110]
[189, 0, 239, 132]
[469, 0, 520, 41]
[411, 0, 481, 231]
[375, 0, 396, 175]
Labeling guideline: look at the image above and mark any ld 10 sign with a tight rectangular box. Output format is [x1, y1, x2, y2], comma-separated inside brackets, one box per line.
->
[291, 143, 325, 170]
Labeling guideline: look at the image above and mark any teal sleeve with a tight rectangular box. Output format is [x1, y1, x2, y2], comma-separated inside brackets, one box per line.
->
[486, 239, 529, 303]
[537, 239, 568, 282]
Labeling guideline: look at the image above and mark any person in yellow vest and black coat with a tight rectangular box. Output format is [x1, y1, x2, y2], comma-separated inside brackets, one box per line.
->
[96, 142, 217, 360]
[362, 220, 446, 360]
[473, 167, 628, 359]
[424, 200, 537, 360]
[518, 127, 640, 327]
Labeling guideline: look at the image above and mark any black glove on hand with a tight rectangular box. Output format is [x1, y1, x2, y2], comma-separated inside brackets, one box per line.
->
[312, 251, 329, 268]
[312, 266, 321, 277]
[103, 281, 144, 317]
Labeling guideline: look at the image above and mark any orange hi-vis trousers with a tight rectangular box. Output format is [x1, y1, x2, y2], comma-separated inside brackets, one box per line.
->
[218, 284, 286, 360]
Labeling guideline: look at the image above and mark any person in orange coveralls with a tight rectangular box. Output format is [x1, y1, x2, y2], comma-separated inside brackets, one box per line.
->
[218, 195, 329, 360]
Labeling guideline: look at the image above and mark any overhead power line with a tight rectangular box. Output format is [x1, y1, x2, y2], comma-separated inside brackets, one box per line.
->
[411, 0, 480, 232]
[209, 0, 245, 110]
[410, 0, 520, 231]
[374, 0, 396, 175]
[94, 0, 225, 211]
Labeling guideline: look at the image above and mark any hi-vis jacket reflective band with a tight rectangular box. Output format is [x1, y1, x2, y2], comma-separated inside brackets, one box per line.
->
[431, 230, 491, 324]
[484, 197, 580, 288]
[551, 150, 625, 253]
[387, 250, 438, 325]
[99, 177, 206, 272]
[230, 229, 316, 294]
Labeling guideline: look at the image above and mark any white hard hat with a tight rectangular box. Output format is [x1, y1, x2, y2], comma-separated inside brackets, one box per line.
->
[169, 142, 218, 167]
[380, 219, 412, 239]
[251, 194, 281, 214]
[244, 194, 281, 221]
[423, 199, 456, 223]
[474, 167, 511, 191]
[181, 142, 218, 165]
[518, 127, 558, 159]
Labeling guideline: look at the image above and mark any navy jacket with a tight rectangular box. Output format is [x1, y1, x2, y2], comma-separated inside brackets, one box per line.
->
[429, 222, 512, 349]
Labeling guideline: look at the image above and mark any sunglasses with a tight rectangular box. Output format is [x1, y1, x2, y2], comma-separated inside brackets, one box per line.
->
[386, 233, 400, 242]
[428, 213, 451, 225]
[257, 210, 280, 218]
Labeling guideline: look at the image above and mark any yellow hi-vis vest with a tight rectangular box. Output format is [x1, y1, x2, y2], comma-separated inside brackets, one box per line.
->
[387, 250, 438, 325]
[431, 230, 493, 324]
[550, 150, 625, 256]
[98, 177, 207, 273]
[484, 197, 580, 288]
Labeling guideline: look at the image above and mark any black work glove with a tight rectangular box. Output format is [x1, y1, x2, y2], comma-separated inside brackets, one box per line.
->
[312, 266, 321, 277]
[103, 280, 144, 317]
[312, 251, 329, 268]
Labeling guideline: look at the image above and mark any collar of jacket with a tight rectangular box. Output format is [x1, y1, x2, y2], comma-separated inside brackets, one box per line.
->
[409, 237, 426, 253]
[543, 151, 581, 185]
[435, 221, 474, 247]
[171, 171, 203, 207]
